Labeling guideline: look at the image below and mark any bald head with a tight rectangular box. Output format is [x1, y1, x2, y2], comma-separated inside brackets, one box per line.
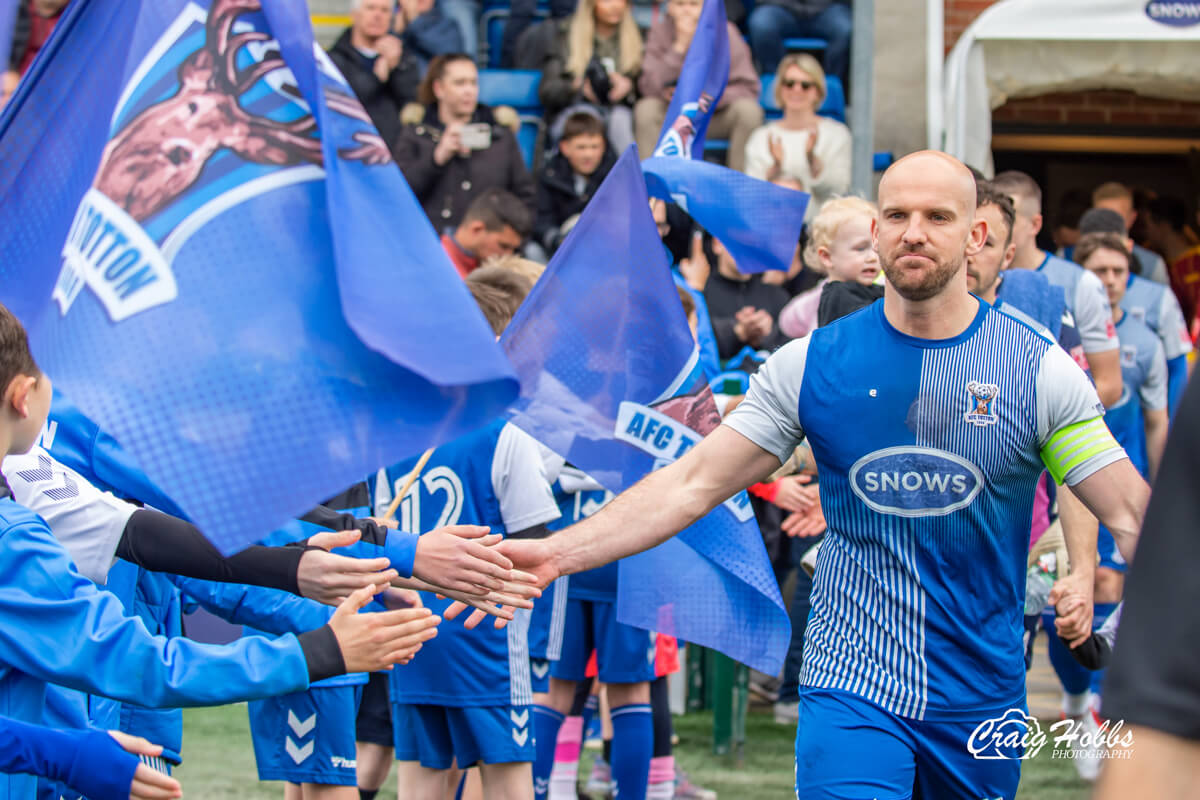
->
[873, 151, 986, 303]
[879, 151, 978, 222]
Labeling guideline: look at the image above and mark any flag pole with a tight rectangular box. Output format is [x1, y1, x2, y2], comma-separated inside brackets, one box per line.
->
[381, 447, 434, 522]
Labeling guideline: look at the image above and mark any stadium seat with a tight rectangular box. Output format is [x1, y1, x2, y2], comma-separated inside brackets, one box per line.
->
[477, 69, 542, 111]
[478, 9, 508, 68]
[782, 37, 827, 55]
[477, 69, 545, 172]
[478, 7, 549, 68]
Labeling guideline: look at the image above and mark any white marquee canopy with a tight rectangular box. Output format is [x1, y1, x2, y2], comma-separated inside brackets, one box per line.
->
[940, 0, 1200, 172]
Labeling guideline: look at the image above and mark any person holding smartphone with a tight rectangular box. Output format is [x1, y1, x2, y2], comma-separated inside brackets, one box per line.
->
[393, 54, 536, 234]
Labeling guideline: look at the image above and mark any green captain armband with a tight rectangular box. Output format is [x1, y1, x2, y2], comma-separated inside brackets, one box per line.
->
[1040, 417, 1119, 485]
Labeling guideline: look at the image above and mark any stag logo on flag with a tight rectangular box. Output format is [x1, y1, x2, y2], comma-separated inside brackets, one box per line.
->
[52, 0, 390, 322]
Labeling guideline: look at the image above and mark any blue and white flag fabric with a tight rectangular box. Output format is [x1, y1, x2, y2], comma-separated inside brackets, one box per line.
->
[0, 0, 517, 555]
[502, 147, 789, 673]
[642, 0, 807, 273]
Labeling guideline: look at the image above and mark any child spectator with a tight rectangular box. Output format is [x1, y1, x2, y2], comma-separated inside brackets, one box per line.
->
[539, 0, 643, 152]
[778, 196, 878, 338]
[702, 234, 790, 359]
[535, 113, 618, 255]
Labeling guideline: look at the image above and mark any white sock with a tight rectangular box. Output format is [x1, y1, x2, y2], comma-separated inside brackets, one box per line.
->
[548, 760, 579, 800]
[1062, 691, 1088, 717]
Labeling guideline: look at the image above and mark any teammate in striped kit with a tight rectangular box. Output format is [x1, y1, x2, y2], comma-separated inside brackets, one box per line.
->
[496, 152, 1150, 799]
[992, 171, 1123, 409]
[1075, 207, 1192, 417]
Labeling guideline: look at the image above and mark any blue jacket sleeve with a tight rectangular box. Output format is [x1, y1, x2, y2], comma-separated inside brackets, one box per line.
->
[170, 575, 334, 636]
[0, 717, 138, 800]
[0, 511, 310, 708]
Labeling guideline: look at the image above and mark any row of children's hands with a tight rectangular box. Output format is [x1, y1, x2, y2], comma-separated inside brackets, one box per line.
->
[304, 525, 553, 671]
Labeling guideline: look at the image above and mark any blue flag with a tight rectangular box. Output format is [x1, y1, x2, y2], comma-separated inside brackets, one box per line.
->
[651, 0, 728, 160]
[642, 0, 807, 273]
[502, 147, 788, 673]
[0, 0, 517, 554]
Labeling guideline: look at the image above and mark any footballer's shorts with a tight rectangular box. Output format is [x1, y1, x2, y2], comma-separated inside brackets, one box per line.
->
[392, 703, 535, 769]
[355, 671, 394, 746]
[528, 577, 569, 694]
[1096, 525, 1127, 572]
[551, 598, 657, 685]
[792, 687, 1022, 800]
[248, 685, 362, 785]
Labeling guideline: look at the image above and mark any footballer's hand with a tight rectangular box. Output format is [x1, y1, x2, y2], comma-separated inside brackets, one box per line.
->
[413, 525, 516, 596]
[443, 599, 516, 630]
[107, 731, 183, 799]
[300, 530, 399, 606]
[330, 585, 440, 672]
[493, 538, 560, 590]
[1049, 571, 1095, 648]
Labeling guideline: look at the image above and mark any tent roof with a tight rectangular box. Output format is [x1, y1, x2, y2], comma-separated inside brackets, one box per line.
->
[941, 0, 1200, 171]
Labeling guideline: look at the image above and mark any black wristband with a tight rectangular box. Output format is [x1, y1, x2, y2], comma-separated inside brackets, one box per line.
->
[119, 508, 303, 595]
[300, 505, 389, 546]
[297, 625, 347, 683]
[506, 523, 551, 540]
[1066, 634, 1112, 671]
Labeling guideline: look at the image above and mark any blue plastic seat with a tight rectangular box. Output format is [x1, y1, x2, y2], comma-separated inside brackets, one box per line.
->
[477, 69, 543, 112]
[516, 116, 544, 171]
[782, 37, 827, 53]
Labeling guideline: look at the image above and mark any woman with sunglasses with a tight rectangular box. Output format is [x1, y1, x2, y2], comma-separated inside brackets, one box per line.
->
[744, 53, 851, 219]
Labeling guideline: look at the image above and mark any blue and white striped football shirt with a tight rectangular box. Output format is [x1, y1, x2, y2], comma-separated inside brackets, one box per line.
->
[725, 299, 1125, 720]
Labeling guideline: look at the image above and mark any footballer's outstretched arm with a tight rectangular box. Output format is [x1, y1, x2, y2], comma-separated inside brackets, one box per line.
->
[1067, 458, 1148, 567]
[498, 425, 781, 586]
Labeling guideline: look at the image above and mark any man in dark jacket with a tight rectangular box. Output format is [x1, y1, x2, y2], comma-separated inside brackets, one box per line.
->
[534, 112, 617, 254]
[702, 235, 791, 360]
[394, 54, 535, 231]
[327, 0, 420, 147]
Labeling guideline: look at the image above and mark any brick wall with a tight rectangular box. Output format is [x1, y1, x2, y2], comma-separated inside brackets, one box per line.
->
[992, 90, 1200, 128]
[944, 0, 1001, 54]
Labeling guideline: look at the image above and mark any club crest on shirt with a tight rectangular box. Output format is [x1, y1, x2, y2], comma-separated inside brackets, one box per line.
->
[964, 381, 999, 427]
[1121, 345, 1138, 368]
